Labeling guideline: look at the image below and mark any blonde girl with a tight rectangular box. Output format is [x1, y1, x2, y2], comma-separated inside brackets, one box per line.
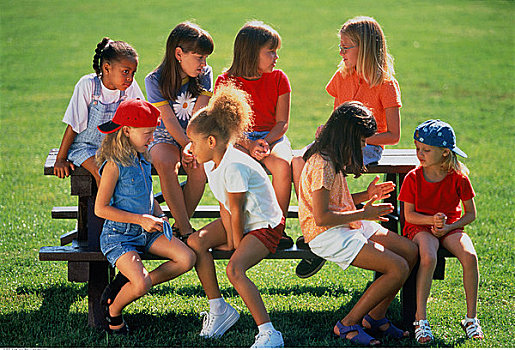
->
[145, 22, 214, 240]
[298, 101, 417, 346]
[215, 21, 293, 249]
[54, 37, 144, 185]
[294, 15, 402, 278]
[398, 119, 484, 343]
[94, 99, 196, 334]
[185, 84, 285, 348]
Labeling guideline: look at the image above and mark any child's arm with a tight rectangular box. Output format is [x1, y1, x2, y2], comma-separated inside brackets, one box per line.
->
[366, 107, 401, 146]
[226, 192, 246, 249]
[53, 125, 77, 178]
[263, 92, 290, 146]
[352, 175, 395, 204]
[152, 199, 169, 222]
[432, 198, 476, 237]
[94, 161, 164, 233]
[215, 202, 235, 251]
[313, 188, 393, 226]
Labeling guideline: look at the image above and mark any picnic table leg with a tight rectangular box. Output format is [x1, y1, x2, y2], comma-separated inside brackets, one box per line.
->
[401, 261, 418, 331]
[88, 261, 112, 329]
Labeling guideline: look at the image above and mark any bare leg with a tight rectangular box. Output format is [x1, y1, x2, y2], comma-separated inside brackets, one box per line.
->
[80, 156, 101, 187]
[291, 155, 305, 199]
[151, 143, 195, 234]
[187, 219, 228, 299]
[333, 241, 409, 344]
[147, 234, 196, 285]
[412, 232, 439, 322]
[226, 234, 271, 326]
[261, 152, 292, 219]
[441, 232, 479, 318]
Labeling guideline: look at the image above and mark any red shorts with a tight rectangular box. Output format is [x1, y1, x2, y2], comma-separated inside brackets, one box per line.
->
[247, 217, 285, 254]
[404, 224, 463, 242]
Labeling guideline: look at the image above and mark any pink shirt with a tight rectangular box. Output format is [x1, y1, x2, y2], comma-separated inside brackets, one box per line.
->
[215, 70, 291, 132]
[298, 153, 361, 243]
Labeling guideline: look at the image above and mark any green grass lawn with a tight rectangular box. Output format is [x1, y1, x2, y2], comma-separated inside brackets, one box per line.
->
[1, 0, 514, 347]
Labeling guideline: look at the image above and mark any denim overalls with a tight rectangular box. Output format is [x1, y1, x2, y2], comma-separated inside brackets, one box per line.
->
[100, 154, 162, 267]
[67, 75, 126, 166]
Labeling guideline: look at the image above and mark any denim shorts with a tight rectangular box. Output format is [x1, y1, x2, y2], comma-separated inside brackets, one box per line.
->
[100, 220, 163, 267]
[362, 144, 383, 166]
[149, 126, 182, 150]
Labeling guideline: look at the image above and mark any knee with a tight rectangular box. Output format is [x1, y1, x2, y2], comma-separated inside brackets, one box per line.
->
[182, 249, 197, 270]
[460, 250, 478, 270]
[419, 252, 438, 270]
[131, 276, 152, 297]
[226, 261, 245, 284]
[391, 258, 410, 283]
[406, 242, 419, 268]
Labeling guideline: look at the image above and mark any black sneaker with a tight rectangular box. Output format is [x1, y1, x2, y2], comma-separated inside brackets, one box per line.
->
[277, 232, 294, 250]
[295, 236, 309, 250]
[295, 256, 326, 279]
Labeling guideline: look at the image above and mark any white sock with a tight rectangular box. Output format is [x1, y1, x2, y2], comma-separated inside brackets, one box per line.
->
[209, 297, 227, 315]
[258, 322, 275, 334]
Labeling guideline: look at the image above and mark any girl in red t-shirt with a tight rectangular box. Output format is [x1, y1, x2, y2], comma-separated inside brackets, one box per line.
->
[398, 119, 484, 343]
[215, 21, 293, 248]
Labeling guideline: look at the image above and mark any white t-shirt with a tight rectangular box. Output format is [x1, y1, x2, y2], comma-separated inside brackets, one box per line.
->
[204, 144, 283, 233]
[62, 73, 145, 133]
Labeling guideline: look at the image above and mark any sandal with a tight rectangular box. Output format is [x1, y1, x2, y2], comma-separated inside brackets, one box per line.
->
[363, 314, 408, 339]
[100, 272, 129, 307]
[413, 319, 434, 344]
[172, 224, 196, 242]
[460, 316, 484, 339]
[335, 321, 380, 346]
[103, 303, 129, 335]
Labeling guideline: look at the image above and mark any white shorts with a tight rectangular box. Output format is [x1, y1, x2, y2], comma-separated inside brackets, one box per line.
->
[308, 221, 388, 271]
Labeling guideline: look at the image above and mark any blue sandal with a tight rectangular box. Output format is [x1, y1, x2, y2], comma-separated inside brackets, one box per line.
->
[335, 321, 380, 346]
[363, 314, 408, 339]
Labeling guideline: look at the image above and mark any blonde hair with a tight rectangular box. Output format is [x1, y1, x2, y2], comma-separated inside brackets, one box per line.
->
[189, 83, 253, 144]
[96, 127, 150, 167]
[226, 21, 281, 78]
[441, 149, 470, 176]
[339, 16, 395, 86]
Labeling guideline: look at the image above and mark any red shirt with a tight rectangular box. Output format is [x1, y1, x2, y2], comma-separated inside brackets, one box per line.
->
[215, 70, 291, 132]
[398, 166, 475, 235]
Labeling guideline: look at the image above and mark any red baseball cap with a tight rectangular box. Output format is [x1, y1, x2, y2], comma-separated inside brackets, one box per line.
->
[98, 98, 160, 134]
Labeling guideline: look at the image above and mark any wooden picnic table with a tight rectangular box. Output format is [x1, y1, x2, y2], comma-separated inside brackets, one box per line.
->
[39, 147, 451, 331]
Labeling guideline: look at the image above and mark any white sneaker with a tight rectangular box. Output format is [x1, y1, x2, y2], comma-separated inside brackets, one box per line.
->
[199, 303, 239, 338]
[251, 330, 284, 348]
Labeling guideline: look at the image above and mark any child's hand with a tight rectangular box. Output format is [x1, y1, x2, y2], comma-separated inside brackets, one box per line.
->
[315, 124, 325, 138]
[53, 158, 75, 178]
[182, 142, 198, 169]
[366, 175, 395, 201]
[433, 212, 447, 229]
[362, 195, 394, 222]
[250, 139, 270, 160]
[139, 214, 164, 233]
[431, 223, 450, 237]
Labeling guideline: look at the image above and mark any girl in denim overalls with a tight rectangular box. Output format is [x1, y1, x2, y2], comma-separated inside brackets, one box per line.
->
[94, 99, 196, 335]
[54, 37, 145, 186]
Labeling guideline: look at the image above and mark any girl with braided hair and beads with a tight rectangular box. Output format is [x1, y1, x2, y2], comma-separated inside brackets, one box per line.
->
[54, 37, 144, 185]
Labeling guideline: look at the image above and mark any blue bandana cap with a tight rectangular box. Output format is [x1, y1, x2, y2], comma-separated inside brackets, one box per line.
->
[414, 119, 467, 158]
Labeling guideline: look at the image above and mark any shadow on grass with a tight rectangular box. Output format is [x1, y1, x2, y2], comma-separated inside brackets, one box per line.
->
[0, 282, 463, 347]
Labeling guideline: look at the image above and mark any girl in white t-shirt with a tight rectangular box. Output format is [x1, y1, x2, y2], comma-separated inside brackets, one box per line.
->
[54, 37, 144, 185]
[184, 83, 284, 348]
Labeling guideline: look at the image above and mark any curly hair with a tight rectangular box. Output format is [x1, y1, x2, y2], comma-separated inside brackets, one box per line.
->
[188, 83, 253, 144]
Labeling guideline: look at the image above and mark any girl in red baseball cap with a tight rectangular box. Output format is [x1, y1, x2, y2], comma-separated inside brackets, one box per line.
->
[94, 99, 196, 335]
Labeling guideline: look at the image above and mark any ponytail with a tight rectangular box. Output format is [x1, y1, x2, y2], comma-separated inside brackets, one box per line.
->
[92, 37, 138, 77]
